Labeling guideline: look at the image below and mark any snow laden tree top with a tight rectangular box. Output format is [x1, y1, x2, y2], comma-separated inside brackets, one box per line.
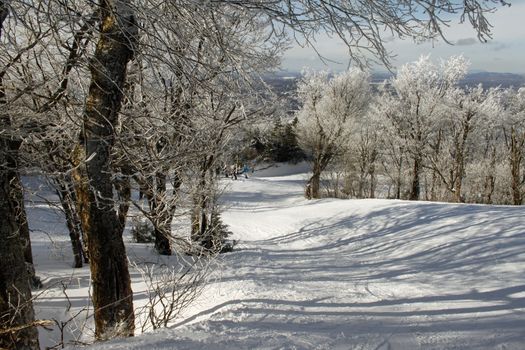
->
[381, 55, 470, 145]
[500, 87, 525, 127]
[376, 55, 470, 200]
[297, 68, 370, 199]
[297, 69, 370, 152]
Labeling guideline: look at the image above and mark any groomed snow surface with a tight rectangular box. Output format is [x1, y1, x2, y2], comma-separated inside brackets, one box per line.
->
[30, 163, 525, 349]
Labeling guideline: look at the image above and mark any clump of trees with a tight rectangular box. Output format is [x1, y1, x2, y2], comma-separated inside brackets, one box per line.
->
[234, 117, 305, 165]
[296, 55, 524, 205]
[0, 0, 510, 348]
[266, 117, 305, 163]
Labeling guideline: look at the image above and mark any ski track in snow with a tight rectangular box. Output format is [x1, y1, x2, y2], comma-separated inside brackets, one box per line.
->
[28, 165, 525, 349]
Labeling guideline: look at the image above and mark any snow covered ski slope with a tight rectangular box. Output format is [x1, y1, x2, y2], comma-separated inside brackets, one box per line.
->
[51, 164, 525, 349]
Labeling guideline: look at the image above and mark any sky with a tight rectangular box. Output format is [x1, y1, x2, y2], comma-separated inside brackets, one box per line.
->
[281, 1, 525, 74]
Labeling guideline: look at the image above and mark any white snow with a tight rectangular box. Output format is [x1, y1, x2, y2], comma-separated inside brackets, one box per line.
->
[28, 164, 525, 349]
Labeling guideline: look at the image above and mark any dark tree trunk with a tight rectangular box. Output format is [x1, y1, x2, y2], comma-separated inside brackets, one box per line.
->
[153, 173, 172, 255]
[454, 162, 464, 203]
[368, 149, 377, 199]
[369, 164, 376, 199]
[153, 226, 171, 256]
[429, 129, 442, 202]
[55, 176, 85, 268]
[409, 154, 421, 201]
[483, 146, 497, 204]
[191, 153, 228, 252]
[10, 166, 41, 288]
[114, 174, 131, 236]
[306, 145, 333, 200]
[81, 0, 137, 339]
[0, 62, 39, 350]
[509, 127, 524, 205]
[139, 172, 178, 256]
[71, 143, 91, 263]
[430, 169, 439, 201]
[0, 167, 40, 350]
[0, 131, 40, 350]
[0, 5, 40, 347]
[395, 160, 402, 200]
[395, 148, 404, 200]
[191, 166, 211, 246]
[306, 161, 321, 199]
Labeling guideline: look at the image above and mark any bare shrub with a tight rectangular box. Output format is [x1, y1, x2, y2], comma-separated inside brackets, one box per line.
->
[133, 257, 213, 333]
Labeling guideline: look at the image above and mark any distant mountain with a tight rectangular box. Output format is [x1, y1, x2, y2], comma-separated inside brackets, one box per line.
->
[370, 72, 525, 88]
[266, 71, 524, 91]
[459, 72, 525, 89]
[263, 70, 525, 115]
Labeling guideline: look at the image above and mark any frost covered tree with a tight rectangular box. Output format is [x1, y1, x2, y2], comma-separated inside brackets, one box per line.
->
[297, 69, 370, 199]
[429, 86, 500, 202]
[112, 3, 284, 256]
[500, 88, 525, 205]
[352, 109, 383, 198]
[214, 0, 508, 68]
[379, 55, 469, 200]
[0, 0, 512, 344]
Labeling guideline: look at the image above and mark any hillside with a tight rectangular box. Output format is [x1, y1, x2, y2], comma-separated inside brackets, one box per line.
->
[60, 163, 525, 349]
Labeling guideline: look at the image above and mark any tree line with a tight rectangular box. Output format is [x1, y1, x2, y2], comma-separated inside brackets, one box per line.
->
[295, 56, 524, 205]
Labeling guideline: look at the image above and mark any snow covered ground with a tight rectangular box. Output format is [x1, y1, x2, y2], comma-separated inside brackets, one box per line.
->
[29, 164, 525, 349]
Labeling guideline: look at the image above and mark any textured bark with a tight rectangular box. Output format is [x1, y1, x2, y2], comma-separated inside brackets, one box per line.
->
[305, 137, 334, 200]
[0, 4, 40, 347]
[114, 174, 131, 236]
[152, 173, 172, 255]
[137, 173, 177, 255]
[1, 70, 37, 287]
[191, 159, 213, 249]
[191, 192, 210, 248]
[0, 170, 40, 350]
[306, 169, 321, 199]
[82, 0, 137, 339]
[71, 143, 90, 263]
[55, 176, 85, 268]
[10, 161, 40, 287]
[0, 128, 40, 350]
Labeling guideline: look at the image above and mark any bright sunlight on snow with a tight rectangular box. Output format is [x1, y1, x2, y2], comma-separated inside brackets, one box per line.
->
[32, 163, 525, 349]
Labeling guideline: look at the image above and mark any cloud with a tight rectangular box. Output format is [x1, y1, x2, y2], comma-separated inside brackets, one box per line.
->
[486, 41, 510, 52]
[455, 38, 477, 46]
[282, 1, 525, 73]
